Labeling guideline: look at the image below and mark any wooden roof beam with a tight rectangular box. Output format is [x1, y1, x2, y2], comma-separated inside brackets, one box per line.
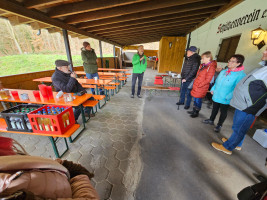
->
[0, 0, 122, 47]
[83, 8, 217, 32]
[30, 22, 52, 30]
[108, 29, 191, 40]
[65, 0, 208, 24]
[90, 15, 208, 35]
[0, 9, 7, 16]
[48, 0, 149, 18]
[24, 0, 63, 9]
[106, 26, 194, 38]
[8, 15, 33, 26]
[98, 21, 202, 37]
[76, 0, 227, 29]
[47, 27, 61, 33]
[109, 29, 190, 40]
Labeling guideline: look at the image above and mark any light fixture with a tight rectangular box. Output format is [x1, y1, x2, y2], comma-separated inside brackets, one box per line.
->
[251, 27, 265, 45]
[251, 27, 266, 50]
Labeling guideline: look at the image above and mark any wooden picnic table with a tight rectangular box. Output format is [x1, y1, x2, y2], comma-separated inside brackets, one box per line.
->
[0, 88, 93, 158]
[33, 77, 112, 85]
[76, 71, 124, 77]
[98, 68, 130, 72]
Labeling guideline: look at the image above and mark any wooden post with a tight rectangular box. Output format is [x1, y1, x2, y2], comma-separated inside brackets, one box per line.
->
[99, 40, 103, 68]
[62, 29, 73, 71]
[113, 45, 116, 69]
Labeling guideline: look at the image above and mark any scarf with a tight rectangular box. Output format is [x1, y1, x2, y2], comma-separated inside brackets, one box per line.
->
[138, 53, 145, 64]
[225, 65, 244, 76]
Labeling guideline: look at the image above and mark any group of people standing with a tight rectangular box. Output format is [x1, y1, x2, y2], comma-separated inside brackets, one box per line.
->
[177, 46, 267, 155]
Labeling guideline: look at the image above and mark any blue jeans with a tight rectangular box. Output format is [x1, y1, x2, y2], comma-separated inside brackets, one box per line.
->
[223, 109, 255, 151]
[193, 98, 202, 110]
[86, 72, 103, 94]
[132, 72, 144, 95]
[179, 81, 192, 107]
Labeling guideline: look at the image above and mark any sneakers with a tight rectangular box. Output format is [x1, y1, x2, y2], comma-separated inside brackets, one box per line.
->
[184, 106, 190, 110]
[202, 119, 214, 125]
[221, 138, 242, 150]
[137, 95, 142, 98]
[131, 95, 134, 98]
[187, 110, 194, 114]
[176, 102, 184, 105]
[211, 142, 232, 155]
[214, 125, 222, 132]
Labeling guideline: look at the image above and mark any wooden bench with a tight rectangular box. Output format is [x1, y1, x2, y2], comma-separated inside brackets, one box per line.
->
[142, 86, 180, 97]
[109, 82, 121, 93]
[0, 118, 80, 158]
[82, 100, 99, 120]
[104, 86, 116, 100]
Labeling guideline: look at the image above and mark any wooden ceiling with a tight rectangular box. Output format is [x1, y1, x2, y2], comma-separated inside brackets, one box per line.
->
[0, 0, 243, 47]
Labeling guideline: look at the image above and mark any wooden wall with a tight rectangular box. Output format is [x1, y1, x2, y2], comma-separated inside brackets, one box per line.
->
[158, 36, 187, 73]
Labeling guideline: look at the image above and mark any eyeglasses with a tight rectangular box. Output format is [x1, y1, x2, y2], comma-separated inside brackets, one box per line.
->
[228, 60, 237, 63]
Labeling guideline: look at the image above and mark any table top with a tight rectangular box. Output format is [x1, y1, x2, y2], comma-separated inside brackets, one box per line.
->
[98, 68, 130, 72]
[75, 71, 120, 77]
[33, 77, 112, 85]
[0, 118, 80, 138]
[0, 88, 92, 107]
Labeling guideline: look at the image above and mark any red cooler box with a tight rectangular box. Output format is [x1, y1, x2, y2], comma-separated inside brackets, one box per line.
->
[27, 105, 75, 135]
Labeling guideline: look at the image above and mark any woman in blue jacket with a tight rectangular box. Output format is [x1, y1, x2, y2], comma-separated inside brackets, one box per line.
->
[202, 54, 246, 132]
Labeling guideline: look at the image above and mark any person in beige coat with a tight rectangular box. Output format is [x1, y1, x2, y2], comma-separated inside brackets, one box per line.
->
[0, 155, 99, 200]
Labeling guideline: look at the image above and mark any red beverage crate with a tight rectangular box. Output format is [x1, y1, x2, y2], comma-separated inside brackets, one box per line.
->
[27, 105, 75, 135]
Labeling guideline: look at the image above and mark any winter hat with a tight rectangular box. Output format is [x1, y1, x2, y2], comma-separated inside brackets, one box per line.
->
[187, 46, 197, 52]
[83, 41, 90, 48]
[55, 60, 70, 67]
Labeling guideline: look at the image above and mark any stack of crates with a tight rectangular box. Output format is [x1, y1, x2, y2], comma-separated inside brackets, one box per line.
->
[1, 104, 42, 132]
[27, 105, 75, 135]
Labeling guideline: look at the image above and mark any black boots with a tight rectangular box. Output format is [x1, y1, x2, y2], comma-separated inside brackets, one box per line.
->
[187, 107, 199, 118]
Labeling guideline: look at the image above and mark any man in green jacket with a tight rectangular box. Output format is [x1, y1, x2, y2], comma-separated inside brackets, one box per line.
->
[131, 45, 147, 98]
[81, 41, 103, 95]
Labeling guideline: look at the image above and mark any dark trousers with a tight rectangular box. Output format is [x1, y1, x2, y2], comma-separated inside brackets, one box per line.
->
[209, 101, 230, 126]
[132, 72, 144, 95]
[179, 81, 192, 107]
[74, 106, 91, 121]
[74, 97, 94, 120]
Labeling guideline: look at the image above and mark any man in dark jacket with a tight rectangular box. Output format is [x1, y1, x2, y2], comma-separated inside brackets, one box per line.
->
[52, 60, 91, 121]
[211, 53, 267, 155]
[176, 46, 201, 109]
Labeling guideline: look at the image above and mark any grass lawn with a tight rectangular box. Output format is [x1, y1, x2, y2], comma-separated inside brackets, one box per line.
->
[0, 53, 113, 76]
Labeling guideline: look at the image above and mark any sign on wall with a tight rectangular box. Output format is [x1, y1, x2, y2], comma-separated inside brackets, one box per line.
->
[217, 8, 267, 34]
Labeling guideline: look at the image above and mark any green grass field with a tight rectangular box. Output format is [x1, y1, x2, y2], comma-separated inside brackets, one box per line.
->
[0, 53, 113, 76]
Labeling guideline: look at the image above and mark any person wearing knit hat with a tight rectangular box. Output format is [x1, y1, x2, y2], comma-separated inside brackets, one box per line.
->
[81, 42, 103, 95]
[52, 59, 93, 121]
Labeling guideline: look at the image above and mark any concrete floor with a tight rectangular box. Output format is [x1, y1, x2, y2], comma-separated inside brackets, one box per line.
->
[135, 69, 267, 200]
[1, 68, 266, 200]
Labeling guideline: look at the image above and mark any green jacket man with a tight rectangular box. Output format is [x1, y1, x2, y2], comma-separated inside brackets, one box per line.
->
[81, 41, 102, 94]
[81, 42, 98, 74]
[131, 45, 147, 98]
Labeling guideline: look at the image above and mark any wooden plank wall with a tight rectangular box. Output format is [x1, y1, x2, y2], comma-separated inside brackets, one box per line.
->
[158, 36, 187, 73]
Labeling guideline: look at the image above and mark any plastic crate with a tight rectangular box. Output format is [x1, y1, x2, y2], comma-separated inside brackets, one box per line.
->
[27, 105, 75, 135]
[1, 104, 43, 132]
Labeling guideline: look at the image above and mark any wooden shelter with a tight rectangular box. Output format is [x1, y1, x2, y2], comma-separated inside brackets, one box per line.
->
[0, 0, 243, 47]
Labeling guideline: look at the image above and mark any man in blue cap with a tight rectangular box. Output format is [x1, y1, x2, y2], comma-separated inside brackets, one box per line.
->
[176, 46, 201, 109]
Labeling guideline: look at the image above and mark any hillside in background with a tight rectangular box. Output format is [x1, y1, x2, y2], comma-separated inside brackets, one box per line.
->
[0, 17, 159, 76]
